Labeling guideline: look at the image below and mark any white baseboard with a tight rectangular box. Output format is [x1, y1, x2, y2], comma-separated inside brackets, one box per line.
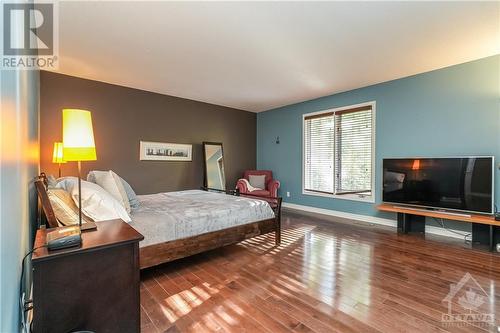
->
[282, 202, 467, 240]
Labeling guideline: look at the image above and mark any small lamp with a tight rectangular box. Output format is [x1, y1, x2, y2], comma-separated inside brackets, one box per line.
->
[412, 159, 420, 171]
[62, 109, 97, 231]
[52, 142, 66, 177]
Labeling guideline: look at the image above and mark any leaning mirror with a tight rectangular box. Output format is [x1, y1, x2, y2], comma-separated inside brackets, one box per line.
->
[203, 142, 226, 191]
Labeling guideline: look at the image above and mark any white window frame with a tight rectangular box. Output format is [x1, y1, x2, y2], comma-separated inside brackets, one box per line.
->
[302, 101, 376, 203]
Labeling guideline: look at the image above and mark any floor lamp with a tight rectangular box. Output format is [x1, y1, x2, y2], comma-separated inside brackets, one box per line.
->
[52, 142, 66, 177]
[62, 109, 97, 231]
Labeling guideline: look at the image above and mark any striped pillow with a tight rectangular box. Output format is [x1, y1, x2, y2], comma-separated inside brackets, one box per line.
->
[47, 188, 94, 226]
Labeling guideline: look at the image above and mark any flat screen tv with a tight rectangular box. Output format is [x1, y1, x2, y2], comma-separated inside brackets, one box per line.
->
[383, 157, 494, 214]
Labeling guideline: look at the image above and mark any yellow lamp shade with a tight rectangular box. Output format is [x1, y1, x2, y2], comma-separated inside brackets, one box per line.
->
[62, 109, 97, 161]
[52, 142, 66, 163]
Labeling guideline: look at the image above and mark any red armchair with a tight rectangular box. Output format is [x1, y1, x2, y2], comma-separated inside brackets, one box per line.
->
[236, 170, 280, 198]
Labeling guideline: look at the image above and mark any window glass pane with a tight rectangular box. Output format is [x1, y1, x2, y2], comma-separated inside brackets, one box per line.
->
[304, 115, 334, 193]
[335, 109, 372, 194]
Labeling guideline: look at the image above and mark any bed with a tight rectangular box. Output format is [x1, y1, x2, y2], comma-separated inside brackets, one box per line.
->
[35, 175, 282, 269]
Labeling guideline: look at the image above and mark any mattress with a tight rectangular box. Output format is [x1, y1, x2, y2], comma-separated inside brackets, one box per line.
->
[130, 190, 275, 247]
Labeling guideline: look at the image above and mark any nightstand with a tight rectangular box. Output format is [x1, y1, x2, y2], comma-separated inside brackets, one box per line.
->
[32, 220, 144, 333]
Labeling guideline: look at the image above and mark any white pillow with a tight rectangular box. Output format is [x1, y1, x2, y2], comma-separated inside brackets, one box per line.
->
[248, 175, 266, 190]
[119, 177, 140, 209]
[110, 171, 131, 212]
[56, 177, 131, 223]
[89, 170, 131, 213]
[88, 170, 139, 210]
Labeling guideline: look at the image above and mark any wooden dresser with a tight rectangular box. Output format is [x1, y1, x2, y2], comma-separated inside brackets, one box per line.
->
[32, 220, 144, 333]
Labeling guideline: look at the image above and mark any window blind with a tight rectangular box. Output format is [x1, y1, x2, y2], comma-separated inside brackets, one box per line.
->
[334, 107, 372, 195]
[304, 113, 334, 193]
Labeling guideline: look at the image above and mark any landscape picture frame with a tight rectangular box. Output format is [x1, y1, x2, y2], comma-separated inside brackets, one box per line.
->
[139, 141, 192, 161]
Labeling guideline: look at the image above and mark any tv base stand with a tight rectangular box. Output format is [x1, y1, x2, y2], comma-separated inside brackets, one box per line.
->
[377, 204, 499, 252]
[397, 212, 425, 234]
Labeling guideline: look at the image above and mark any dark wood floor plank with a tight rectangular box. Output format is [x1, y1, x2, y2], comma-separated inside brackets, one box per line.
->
[140, 210, 500, 333]
[175, 264, 293, 333]
[140, 281, 176, 332]
[140, 323, 158, 333]
[195, 263, 315, 332]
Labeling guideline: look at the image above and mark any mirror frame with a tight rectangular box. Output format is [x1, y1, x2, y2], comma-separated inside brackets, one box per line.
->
[202, 141, 226, 190]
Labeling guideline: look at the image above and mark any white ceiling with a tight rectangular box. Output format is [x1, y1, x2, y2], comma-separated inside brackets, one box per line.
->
[52, 1, 500, 112]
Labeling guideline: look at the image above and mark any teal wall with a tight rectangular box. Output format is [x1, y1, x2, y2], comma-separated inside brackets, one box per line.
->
[257, 55, 500, 229]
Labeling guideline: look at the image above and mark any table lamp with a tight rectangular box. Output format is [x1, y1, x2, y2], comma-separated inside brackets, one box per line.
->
[52, 142, 66, 177]
[62, 109, 97, 231]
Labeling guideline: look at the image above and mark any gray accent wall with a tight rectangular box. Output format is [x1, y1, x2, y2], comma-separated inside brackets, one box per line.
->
[40, 71, 256, 194]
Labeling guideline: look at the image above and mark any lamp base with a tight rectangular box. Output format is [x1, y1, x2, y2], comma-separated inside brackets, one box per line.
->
[80, 220, 97, 232]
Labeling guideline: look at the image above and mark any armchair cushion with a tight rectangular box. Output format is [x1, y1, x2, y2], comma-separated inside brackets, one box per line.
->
[237, 179, 261, 193]
[243, 170, 273, 188]
[248, 175, 266, 189]
[238, 170, 280, 198]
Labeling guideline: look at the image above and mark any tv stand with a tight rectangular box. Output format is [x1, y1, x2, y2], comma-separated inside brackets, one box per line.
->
[377, 204, 500, 252]
[392, 205, 472, 218]
[395, 210, 426, 234]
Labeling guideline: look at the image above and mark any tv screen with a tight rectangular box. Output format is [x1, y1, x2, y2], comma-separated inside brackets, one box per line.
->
[383, 157, 493, 214]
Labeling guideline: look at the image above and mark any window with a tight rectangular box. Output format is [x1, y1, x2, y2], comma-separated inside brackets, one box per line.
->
[304, 112, 334, 193]
[303, 102, 375, 201]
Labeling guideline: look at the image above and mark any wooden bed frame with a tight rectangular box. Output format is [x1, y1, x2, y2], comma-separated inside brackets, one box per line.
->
[35, 174, 282, 269]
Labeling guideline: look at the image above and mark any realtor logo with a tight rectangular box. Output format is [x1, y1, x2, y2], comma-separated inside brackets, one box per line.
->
[442, 272, 494, 328]
[1, 1, 58, 69]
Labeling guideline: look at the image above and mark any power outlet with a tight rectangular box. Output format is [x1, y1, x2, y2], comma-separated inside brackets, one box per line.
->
[286, 191, 290, 198]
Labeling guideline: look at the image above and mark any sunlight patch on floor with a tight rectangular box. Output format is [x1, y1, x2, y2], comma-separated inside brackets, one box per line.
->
[223, 299, 244, 316]
[159, 303, 178, 323]
[151, 282, 221, 325]
[150, 280, 250, 331]
[166, 294, 191, 316]
[238, 225, 316, 256]
[192, 286, 211, 300]
[214, 306, 239, 325]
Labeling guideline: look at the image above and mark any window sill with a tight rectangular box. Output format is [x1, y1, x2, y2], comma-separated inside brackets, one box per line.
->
[302, 190, 375, 203]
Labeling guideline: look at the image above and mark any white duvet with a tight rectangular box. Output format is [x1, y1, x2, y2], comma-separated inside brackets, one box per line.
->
[130, 190, 275, 247]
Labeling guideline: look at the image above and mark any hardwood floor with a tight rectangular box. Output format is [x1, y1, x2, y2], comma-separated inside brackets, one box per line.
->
[140, 209, 500, 333]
